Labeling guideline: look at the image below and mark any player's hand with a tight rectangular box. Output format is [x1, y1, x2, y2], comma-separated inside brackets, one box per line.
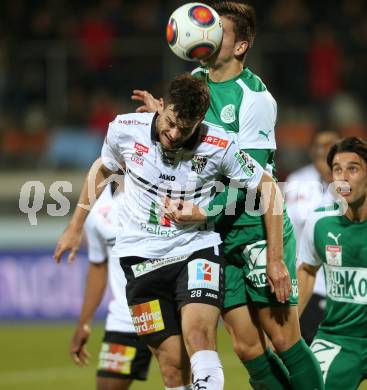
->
[54, 226, 83, 263]
[266, 260, 291, 303]
[70, 323, 91, 366]
[131, 89, 164, 113]
[162, 197, 207, 224]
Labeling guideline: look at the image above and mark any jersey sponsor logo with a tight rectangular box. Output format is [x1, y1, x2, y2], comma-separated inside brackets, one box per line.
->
[325, 245, 342, 266]
[234, 150, 256, 177]
[191, 155, 208, 174]
[140, 222, 178, 237]
[327, 232, 341, 246]
[130, 299, 165, 335]
[159, 173, 176, 181]
[200, 135, 228, 148]
[188, 259, 220, 291]
[325, 264, 367, 304]
[220, 104, 236, 124]
[258, 130, 272, 141]
[131, 142, 149, 166]
[98, 342, 137, 374]
[119, 119, 149, 126]
[311, 339, 341, 382]
[131, 254, 190, 277]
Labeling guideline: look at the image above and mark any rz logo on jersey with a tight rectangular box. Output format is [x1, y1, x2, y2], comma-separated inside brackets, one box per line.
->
[325, 245, 342, 266]
[134, 142, 149, 156]
[188, 259, 220, 291]
[201, 135, 228, 148]
[191, 155, 208, 174]
[131, 142, 149, 166]
[234, 150, 256, 177]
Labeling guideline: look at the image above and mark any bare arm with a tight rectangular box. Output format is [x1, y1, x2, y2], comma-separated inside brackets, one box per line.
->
[70, 261, 108, 366]
[54, 159, 114, 263]
[257, 171, 291, 303]
[297, 262, 321, 316]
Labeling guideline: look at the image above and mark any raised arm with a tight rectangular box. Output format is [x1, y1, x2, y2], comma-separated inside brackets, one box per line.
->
[54, 160, 114, 263]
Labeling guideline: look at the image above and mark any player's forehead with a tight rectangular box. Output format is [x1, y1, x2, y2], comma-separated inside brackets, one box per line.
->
[332, 152, 365, 167]
[165, 105, 194, 128]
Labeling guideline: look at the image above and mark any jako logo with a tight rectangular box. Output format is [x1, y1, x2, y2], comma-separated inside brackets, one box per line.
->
[196, 262, 212, 281]
[159, 173, 176, 181]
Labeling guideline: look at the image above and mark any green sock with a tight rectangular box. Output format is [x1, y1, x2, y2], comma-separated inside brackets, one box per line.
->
[243, 348, 291, 390]
[279, 338, 324, 390]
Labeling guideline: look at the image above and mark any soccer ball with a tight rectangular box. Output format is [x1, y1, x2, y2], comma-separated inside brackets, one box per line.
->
[166, 3, 223, 62]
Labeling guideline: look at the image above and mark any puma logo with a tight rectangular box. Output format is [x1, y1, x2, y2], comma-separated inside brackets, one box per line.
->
[327, 232, 341, 245]
[193, 375, 210, 389]
[258, 130, 271, 141]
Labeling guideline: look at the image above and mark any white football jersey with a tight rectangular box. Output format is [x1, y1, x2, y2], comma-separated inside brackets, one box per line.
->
[101, 112, 263, 259]
[85, 187, 135, 333]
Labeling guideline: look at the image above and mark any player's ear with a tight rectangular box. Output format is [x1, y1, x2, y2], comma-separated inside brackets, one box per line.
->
[234, 40, 249, 57]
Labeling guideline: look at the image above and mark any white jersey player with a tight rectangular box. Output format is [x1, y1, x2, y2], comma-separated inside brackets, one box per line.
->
[56, 74, 289, 390]
[70, 185, 152, 390]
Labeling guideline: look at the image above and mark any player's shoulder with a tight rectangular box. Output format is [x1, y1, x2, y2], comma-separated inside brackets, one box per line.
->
[307, 203, 342, 228]
[108, 112, 154, 144]
[236, 69, 276, 110]
[191, 66, 208, 79]
[237, 68, 267, 93]
[198, 123, 234, 150]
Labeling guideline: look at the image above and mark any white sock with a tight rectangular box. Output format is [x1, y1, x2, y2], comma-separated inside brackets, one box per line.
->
[190, 350, 224, 390]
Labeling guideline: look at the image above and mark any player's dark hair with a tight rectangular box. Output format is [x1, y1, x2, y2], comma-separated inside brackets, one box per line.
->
[212, 2, 256, 50]
[327, 137, 367, 169]
[167, 73, 210, 124]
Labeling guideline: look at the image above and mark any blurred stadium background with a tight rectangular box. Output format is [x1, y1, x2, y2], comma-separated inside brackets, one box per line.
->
[0, 0, 366, 389]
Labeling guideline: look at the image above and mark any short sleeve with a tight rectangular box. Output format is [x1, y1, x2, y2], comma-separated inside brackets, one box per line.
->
[298, 215, 322, 266]
[84, 213, 108, 263]
[220, 141, 263, 191]
[237, 88, 277, 150]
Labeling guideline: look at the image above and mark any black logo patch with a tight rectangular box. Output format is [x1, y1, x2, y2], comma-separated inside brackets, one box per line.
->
[191, 155, 208, 174]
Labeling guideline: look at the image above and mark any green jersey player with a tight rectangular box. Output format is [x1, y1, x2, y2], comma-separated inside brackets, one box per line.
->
[132, 2, 323, 390]
[298, 137, 367, 390]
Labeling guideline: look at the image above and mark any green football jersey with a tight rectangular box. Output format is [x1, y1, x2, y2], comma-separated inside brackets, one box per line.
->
[300, 204, 367, 337]
[193, 66, 293, 246]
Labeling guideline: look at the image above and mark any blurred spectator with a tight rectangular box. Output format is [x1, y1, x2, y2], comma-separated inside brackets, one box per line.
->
[285, 129, 340, 344]
[307, 23, 342, 126]
[77, 5, 117, 71]
[87, 90, 119, 135]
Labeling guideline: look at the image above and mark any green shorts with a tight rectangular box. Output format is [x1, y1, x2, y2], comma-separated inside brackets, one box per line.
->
[223, 231, 298, 309]
[311, 331, 367, 390]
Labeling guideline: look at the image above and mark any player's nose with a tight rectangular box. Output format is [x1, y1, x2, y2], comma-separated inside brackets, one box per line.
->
[168, 127, 181, 141]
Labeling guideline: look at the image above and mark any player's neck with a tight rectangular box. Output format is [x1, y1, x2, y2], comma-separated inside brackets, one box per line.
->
[209, 60, 243, 82]
[345, 196, 367, 222]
